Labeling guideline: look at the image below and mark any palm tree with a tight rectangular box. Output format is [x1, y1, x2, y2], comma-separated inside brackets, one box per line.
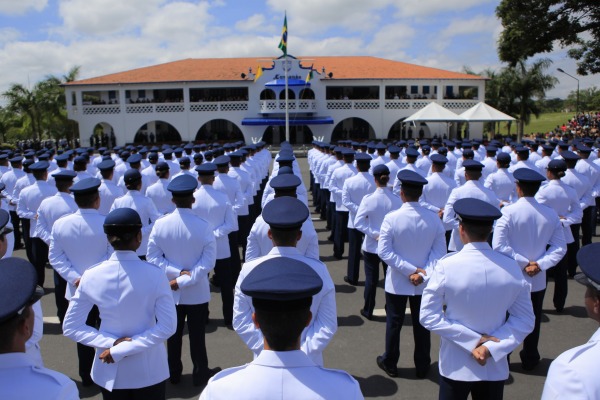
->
[504, 59, 557, 140]
[3, 82, 45, 141]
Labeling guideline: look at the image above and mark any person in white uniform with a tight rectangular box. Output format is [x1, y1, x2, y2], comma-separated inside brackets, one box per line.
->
[376, 170, 446, 379]
[63, 208, 177, 399]
[354, 164, 402, 319]
[420, 154, 457, 247]
[147, 174, 221, 387]
[444, 160, 501, 252]
[145, 162, 175, 215]
[542, 242, 600, 399]
[421, 198, 534, 400]
[97, 159, 124, 216]
[0, 258, 79, 400]
[49, 177, 112, 386]
[202, 257, 362, 400]
[492, 168, 567, 371]
[342, 152, 375, 285]
[35, 170, 78, 324]
[246, 174, 319, 262]
[233, 197, 337, 367]
[484, 152, 516, 205]
[110, 169, 161, 259]
[17, 160, 57, 287]
[535, 159, 583, 312]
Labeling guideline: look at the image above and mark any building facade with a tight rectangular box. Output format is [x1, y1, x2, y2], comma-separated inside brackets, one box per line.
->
[64, 56, 485, 147]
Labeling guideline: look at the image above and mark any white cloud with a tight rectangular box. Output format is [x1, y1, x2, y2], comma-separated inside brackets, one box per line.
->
[142, 1, 213, 46]
[235, 14, 267, 32]
[58, 0, 165, 36]
[391, 0, 495, 18]
[366, 24, 416, 59]
[0, 28, 22, 46]
[440, 15, 500, 38]
[0, 0, 47, 15]
[266, 0, 390, 34]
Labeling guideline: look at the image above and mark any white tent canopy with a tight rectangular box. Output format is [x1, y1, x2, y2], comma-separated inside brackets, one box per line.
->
[404, 102, 466, 122]
[459, 102, 515, 122]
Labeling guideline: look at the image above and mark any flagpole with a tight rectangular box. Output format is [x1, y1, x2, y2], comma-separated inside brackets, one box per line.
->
[284, 54, 289, 143]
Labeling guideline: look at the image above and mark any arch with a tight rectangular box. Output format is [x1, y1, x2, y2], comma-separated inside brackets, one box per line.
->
[134, 120, 181, 144]
[279, 89, 295, 100]
[261, 125, 313, 145]
[195, 119, 244, 142]
[387, 118, 407, 140]
[331, 117, 375, 143]
[260, 89, 276, 100]
[299, 88, 315, 99]
[91, 122, 115, 148]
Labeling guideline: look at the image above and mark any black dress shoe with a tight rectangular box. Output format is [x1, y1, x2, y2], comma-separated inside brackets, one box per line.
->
[81, 376, 94, 387]
[343, 276, 357, 286]
[333, 254, 343, 260]
[415, 366, 430, 379]
[169, 375, 181, 385]
[193, 367, 222, 387]
[376, 356, 398, 378]
[360, 309, 372, 320]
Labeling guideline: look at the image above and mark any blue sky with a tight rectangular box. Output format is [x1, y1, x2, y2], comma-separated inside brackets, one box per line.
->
[0, 0, 596, 100]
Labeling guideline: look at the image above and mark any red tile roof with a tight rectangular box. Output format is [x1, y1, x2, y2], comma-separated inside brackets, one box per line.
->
[67, 56, 482, 86]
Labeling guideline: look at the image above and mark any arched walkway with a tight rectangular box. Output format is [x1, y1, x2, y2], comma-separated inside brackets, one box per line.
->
[279, 89, 295, 100]
[134, 121, 181, 144]
[92, 122, 115, 148]
[261, 125, 313, 145]
[387, 118, 407, 140]
[195, 119, 244, 142]
[331, 118, 375, 142]
[299, 88, 315, 99]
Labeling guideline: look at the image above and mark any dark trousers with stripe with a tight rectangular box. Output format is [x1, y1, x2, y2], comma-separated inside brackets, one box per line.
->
[581, 206, 595, 246]
[31, 237, 48, 287]
[77, 305, 100, 382]
[567, 223, 581, 277]
[168, 303, 208, 381]
[333, 210, 349, 258]
[552, 254, 568, 311]
[9, 211, 22, 248]
[363, 251, 387, 316]
[519, 289, 545, 368]
[215, 257, 234, 325]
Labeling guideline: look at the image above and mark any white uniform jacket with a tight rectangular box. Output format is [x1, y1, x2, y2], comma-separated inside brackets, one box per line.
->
[492, 197, 567, 292]
[192, 184, 235, 259]
[542, 327, 600, 400]
[420, 172, 457, 231]
[443, 180, 500, 252]
[110, 190, 161, 257]
[200, 350, 363, 400]
[147, 208, 217, 305]
[233, 247, 337, 366]
[35, 192, 77, 245]
[245, 215, 319, 262]
[330, 163, 357, 211]
[354, 187, 403, 254]
[49, 209, 112, 300]
[98, 179, 124, 216]
[63, 251, 177, 391]
[563, 169, 595, 210]
[341, 172, 375, 229]
[378, 202, 446, 295]
[214, 173, 245, 226]
[17, 180, 58, 237]
[145, 179, 175, 215]
[420, 242, 534, 382]
[0, 352, 79, 400]
[229, 167, 252, 215]
[484, 168, 516, 203]
[535, 179, 583, 244]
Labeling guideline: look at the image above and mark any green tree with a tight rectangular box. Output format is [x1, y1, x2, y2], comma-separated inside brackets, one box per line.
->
[497, 0, 600, 75]
[2, 66, 81, 143]
[503, 59, 558, 140]
[565, 86, 600, 111]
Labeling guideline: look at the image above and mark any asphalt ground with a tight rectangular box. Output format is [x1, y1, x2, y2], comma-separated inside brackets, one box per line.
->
[30, 157, 599, 399]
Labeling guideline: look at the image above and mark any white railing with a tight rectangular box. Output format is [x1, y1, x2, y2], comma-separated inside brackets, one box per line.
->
[442, 100, 478, 110]
[126, 102, 184, 114]
[190, 101, 248, 112]
[259, 100, 316, 113]
[326, 100, 380, 110]
[82, 105, 121, 115]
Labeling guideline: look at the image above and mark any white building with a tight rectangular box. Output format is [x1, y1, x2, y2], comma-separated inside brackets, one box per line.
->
[64, 55, 485, 146]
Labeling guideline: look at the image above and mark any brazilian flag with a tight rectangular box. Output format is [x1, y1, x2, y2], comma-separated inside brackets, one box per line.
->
[278, 14, 287, 56]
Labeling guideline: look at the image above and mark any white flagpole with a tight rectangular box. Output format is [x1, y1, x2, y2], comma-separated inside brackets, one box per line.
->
[284, 54, 289, 143]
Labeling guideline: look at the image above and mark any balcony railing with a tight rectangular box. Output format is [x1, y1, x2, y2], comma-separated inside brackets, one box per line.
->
[190, 101, 248, 112]
[259, 100, 317, 113]
[326, 100, 380, 110]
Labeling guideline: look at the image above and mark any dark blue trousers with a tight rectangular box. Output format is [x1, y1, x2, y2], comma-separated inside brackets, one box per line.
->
[382, 293, 430, 373]
[346, 228, 363, 283]
[439, 376, 504, 400]
[333, 210, 349, 258]
[520, 289, 545, 368]
[362, 251, 387, 316]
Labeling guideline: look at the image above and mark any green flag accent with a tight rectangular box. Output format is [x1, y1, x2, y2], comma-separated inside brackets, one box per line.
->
[278, 14, 287, 56]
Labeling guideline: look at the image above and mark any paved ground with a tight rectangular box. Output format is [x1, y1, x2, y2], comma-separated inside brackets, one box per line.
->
[32, 157, 599, 399]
